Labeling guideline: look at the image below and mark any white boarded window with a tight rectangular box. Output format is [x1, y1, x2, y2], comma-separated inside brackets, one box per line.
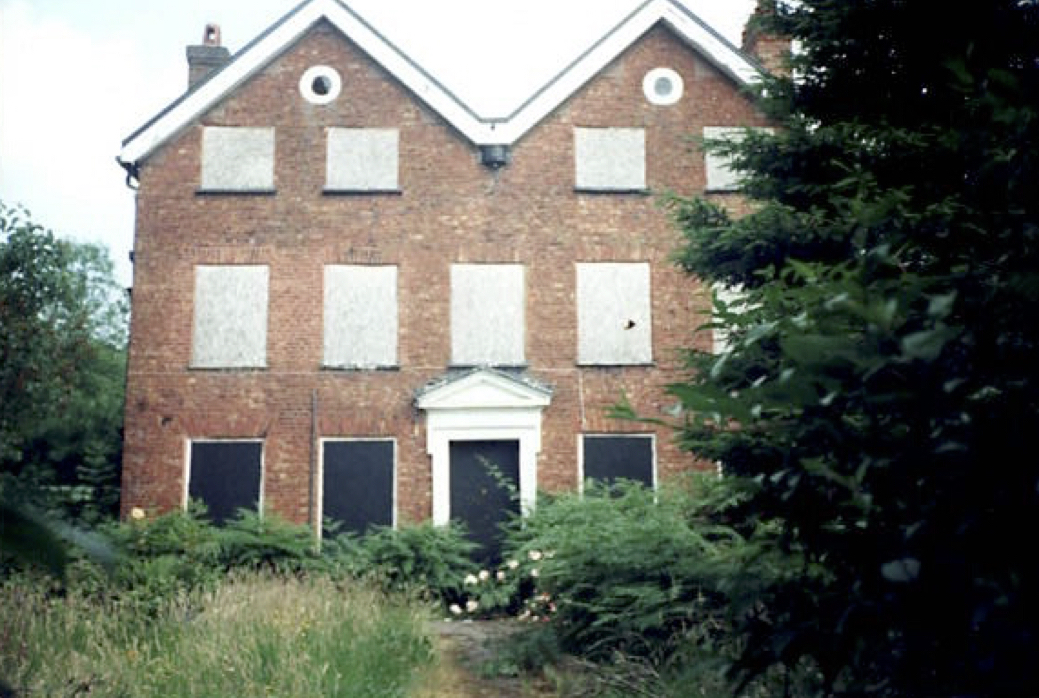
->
[574, 127, 646, 191]
[451, 264, 525, 366]
[712, 283, 745, 355]
[200, 127, 275, 191]
[712, 283, 756, 355]
[323, 265, 398, 368]
[704, 127, 773, 191]
[326, 128, 399, 191]
[192, 265, 268, 368]
[577, 262, 652, 365]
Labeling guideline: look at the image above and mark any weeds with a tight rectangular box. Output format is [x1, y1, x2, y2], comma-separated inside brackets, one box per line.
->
[0, 572, 433, 698]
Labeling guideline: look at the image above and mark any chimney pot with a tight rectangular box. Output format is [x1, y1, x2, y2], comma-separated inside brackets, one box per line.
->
[204, 23, 222, 46]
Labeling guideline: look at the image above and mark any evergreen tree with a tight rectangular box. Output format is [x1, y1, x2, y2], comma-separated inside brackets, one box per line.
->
[666, 1, 1039, 694]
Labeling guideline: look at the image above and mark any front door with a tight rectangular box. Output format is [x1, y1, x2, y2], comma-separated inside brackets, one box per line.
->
[449, 440, 520, 565]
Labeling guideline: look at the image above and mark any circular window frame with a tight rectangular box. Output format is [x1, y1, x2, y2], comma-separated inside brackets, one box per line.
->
[643, 67, 683, 106]
[299, 65, 342, 105]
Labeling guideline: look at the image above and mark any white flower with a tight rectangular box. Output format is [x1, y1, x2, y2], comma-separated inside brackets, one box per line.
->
[464, 574, 478, 585]
[506, 559, 520, 570]
[528, 550, 543, 562]
[478, 570, 490, 582]
[449, 604, 462, 615]
[496, 570, 506, 582]
[130, 507, 146, 520]
[530, 568, 540, 578]
[466, 600, 479, 613]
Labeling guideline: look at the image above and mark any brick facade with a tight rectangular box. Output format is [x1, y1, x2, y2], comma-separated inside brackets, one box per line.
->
[121, 8, 772, 529]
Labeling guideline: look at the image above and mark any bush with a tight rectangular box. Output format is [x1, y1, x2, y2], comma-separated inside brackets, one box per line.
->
[348, 521, 478, 605]
[217, 508, 325, 574]
[73, 504, 223, 613]
[506, 476, 801, 666]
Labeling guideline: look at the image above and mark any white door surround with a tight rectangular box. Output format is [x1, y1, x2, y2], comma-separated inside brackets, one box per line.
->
[416, 368, 552, 525]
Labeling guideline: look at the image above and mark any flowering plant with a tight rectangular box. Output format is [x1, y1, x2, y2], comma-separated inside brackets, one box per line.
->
[445, 549, 556, 621]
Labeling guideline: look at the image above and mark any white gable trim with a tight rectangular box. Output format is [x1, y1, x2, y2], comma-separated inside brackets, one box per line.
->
[496, 0, 762, 144]
[120, 0, 763, 164]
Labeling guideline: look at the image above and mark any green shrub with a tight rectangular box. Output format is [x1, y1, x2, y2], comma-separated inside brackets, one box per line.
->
[73, 505, 223, 613]
[216, 508, 325, 574]
[354, 521, 477, 604]
[506, 476, 799, 666]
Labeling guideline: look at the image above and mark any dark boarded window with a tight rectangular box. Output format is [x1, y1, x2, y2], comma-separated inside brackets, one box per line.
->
[188, 441, 262, 525]
[582, 435, 654, 489]
[322, 440, 394, 536]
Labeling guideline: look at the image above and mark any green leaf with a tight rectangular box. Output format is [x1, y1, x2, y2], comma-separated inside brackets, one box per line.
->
[880, 558, 921, 583]
[901, 325, 957, 361]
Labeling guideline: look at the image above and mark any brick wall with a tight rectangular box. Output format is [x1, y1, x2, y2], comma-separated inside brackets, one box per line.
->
[122, 21, 769, 525]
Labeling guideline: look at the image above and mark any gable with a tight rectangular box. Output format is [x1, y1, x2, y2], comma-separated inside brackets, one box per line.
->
[119, 0, 764, 165]
[416, 369, 553, 411]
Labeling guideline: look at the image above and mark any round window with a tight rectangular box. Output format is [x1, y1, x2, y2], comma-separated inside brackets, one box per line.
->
[642, 67, 683, 106]
[299, 65, 341, 105]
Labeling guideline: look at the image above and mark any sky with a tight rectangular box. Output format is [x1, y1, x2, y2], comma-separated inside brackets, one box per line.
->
[0, 0, 756, 286]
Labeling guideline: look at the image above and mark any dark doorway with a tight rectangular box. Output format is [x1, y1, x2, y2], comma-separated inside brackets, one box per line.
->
[322, 440, 394, 537]
[449, 440, 520, 564]
[188, 441, 262, 525]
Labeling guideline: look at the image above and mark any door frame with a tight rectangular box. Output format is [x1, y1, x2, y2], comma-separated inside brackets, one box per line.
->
[416, 369, 552, 525]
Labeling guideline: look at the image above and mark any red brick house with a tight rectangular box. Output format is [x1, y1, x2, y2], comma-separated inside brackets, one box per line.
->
[117, 0, 775, 552]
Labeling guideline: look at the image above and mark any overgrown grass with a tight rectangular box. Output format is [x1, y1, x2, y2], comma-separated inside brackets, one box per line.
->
[1, 573, 434, 698]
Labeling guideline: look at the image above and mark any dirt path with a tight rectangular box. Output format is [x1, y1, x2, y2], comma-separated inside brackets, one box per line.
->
[414, 620, 562, 698]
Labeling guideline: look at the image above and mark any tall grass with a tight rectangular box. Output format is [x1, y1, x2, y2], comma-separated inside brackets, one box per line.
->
[1, 573, 434, 698]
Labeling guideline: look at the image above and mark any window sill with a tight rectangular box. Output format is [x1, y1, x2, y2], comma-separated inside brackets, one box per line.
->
[195, 188, 276, 196]
[321, 365, 400, 372]
[188, 365, 268, 372]
[576, 362, 655, 368]
[448, 363, 530, 370]
[573, 187, 650, 195]
[323, 188, 402, 196]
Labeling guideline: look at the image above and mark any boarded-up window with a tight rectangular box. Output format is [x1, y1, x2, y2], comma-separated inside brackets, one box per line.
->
[712, 283, 747, 355]
[574, 127, 646, 191]
[326, 128, 399, 191]
[192, 265, 268, 368]
[322, 440, 394, 536]
[581, 434, 654, 489]
[704, 127, 773, 191]
[576, 262, 652, 365]
[323, 265, 398, 368]
[200, 127, 275, 191]
[188, 441, 262, 525]
[451, 264, 525, 366]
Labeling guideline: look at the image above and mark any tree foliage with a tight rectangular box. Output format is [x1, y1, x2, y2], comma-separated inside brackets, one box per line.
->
[0, 202, 127, 524]
[666, 1, 1039, 695]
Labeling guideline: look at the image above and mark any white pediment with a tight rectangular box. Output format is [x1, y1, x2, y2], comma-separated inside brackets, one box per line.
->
[416, 369, 552, 411]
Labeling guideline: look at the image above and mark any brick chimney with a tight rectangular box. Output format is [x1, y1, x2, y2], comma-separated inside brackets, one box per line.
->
[186, 24, 230, 89]
[742, 0, 790, 77]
